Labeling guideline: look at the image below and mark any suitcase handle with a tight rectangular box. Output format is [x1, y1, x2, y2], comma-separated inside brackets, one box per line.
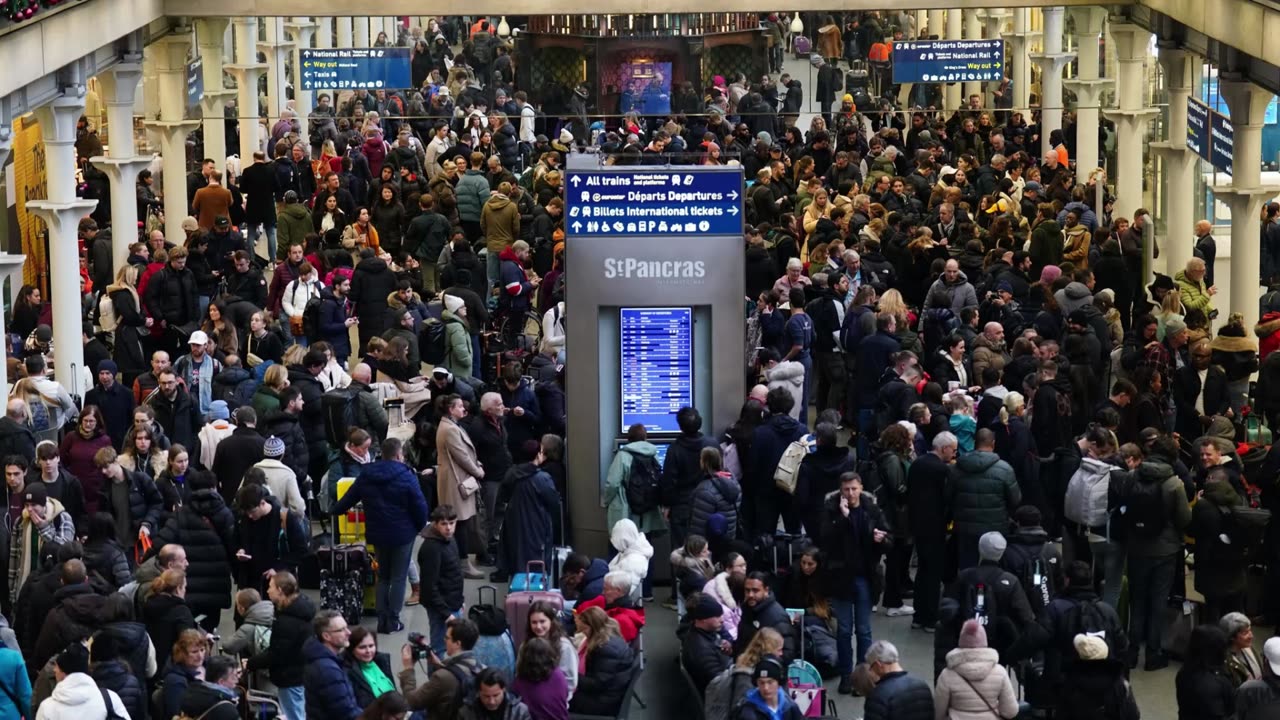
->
[525, 560, 546, 576]
[477, 585, 498, 606]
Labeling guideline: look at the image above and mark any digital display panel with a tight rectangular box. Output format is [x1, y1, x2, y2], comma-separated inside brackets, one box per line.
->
[620, 307, 694, 433]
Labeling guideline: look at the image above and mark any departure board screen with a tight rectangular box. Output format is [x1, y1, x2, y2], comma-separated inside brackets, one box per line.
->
[620, 307, 694, 433]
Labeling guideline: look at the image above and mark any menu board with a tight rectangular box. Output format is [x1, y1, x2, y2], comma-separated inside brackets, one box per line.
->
[620, 307, 694, 433]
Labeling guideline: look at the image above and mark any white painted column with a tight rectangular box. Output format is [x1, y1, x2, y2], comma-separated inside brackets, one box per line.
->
[196, 18, 234, 168]
[1064, 7, 1109, 177]
[91, 61, 155, 272]
[337, 17, 353, 47]
[1030, 7, 1074, 158]
[925, 10, 943, 39]
[1151, 47, 1198, 278]
[227, 18, 268, 164]
[259, 17, 294, 125]
[143, 35, 200, 244]
[1103, 23, 1157, 224]
[285, 19, 318, 148]
[0, 127, 23, 393]
[1221, 78, 1279, 333]
[317, 17, 333, 48]
[962, 10, 983, 104]
[945, 10, 962, 110]
[354, 17, 370, 47]
[27, 91, 97, 384]
[1009, 9, 1036, 112]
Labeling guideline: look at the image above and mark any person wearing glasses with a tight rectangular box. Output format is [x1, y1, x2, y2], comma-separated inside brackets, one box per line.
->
[303, 609, 361, 720]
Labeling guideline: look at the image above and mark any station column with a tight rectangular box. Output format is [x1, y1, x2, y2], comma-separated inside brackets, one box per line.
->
[260, 17, 295, 124]
[1064, 7, 1109, 178]
[285, 18, 318, 148]
[227, 18, 268, 163]
[1220, 78, 1279, 333]
[1029, 6, 1074, 158]
[337, 17, 353, 48]
[926, 10, 943, 39]
[945, 10, 962, 110]
[1150, 46, 1199, 278]
[317, 17, 333, 48]
[142, 34, 199, 243]
[354, 17, 369, 47]
[91, 59, 155, 271]
[27, 86, 98, 384]
[1103, 23, 1157, 224]
[962, 10, 982, 103]
[195, 18, 234, 166]
[1008, 9, 1037, 113]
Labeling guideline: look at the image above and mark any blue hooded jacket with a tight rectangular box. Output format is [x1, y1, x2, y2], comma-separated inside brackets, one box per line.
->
[332, 459, 429, 547]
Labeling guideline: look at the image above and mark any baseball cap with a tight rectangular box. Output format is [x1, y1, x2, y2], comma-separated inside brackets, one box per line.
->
[1024, 181, 1043, 193]
[1264, 637, 1280, 675]
[24, 484, 47, 506]
[188, 330, 210, 346]
[214, 216, 230, 228]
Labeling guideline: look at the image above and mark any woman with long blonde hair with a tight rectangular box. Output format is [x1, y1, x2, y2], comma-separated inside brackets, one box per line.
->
[1154, 288, 1184, 340]
[570, 607, 636, 717]
[105, 263, 149, 384]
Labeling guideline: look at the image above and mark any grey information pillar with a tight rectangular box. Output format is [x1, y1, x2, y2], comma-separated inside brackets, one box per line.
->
[563, 154, 745, 556]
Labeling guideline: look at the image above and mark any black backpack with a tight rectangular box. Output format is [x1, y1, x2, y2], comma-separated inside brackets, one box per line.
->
[625, 450, 663, 515]
[1122, 476, 1167, 539]
[421, 318, 449, 366]
[322, 387, 360, 448]
[302, 295, 325, 343]
[1063, 598, 1125, 659]
[960, 581, 1001, 628]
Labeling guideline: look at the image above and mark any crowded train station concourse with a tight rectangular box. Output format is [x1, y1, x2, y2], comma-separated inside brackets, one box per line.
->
[2, 2, 1280, 719]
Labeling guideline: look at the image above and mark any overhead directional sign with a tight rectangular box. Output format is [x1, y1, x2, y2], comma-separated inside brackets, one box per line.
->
[563, 168, 744, 237]
[299, 47, 411, 91]
[1186, 97, 1210, 162]
[186, 57, 204, 110]
[1210, 111, 1234, 176]
[892, 39, 1005, 84]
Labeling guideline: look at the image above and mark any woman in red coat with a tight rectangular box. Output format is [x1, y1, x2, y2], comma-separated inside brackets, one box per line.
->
[59, 405, 113, 515]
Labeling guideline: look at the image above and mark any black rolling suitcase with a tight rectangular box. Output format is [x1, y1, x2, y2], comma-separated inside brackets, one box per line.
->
[845, 60, 870, 93]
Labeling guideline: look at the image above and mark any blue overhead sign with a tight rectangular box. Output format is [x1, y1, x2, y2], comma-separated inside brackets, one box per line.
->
[891, 39, 1005, 84]
[1210, 111, 1234, 176]
[564, 168, 744, 237]
[1187, 97, 1210, 162]
[186, 57, 204, 110]
[299, 47, 412, 91]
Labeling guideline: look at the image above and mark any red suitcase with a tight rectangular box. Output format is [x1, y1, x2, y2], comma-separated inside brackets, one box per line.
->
[505, 561, 564, 648]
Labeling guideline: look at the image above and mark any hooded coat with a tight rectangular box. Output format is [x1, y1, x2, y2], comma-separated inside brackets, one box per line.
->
[926, 270, 980, 316]
[934, 647, 1019, 720]
[607, 519, 654, 590]
[149, 488, 236, 613]
[604, 442, 668, 535]
[947, 451, 1020, 536]
[34, 673, 128, 720]
[331, 459, 429, 548]
[246, 593, 315, 688]
[689, 472, 741, 542]
[1189, 480, 1247, 597]
[499, 462, 562, 572]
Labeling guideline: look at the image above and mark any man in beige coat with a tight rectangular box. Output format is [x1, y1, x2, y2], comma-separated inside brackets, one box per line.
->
[434, 394, 486, 578]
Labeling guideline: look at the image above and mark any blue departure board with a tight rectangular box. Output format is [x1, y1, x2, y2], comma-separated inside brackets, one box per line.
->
[620, 307, 694, 433]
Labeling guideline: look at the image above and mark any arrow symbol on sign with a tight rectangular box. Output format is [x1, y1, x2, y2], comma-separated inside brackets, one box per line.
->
[571, 176, 582, 186]
[571, 221, 582, 232]
[728, 206, 740, 216]
[304, 72, 311, 78]
[728, 190, 739, 200]
[304, 62, 311, 68]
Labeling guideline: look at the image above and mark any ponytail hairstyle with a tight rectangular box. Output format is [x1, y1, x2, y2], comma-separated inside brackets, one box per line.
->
[999, 391, 1025, 426]
[1083, 423, 1119, 457]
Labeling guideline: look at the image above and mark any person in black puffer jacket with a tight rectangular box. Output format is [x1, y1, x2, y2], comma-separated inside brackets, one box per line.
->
[32, 560, 109, 677]
[491, 118, 520, 171]
[147, 471, 236, 630]
[83, 513, 131, 589]
[418, 507, 464, 653]
[99, 593, 155, 703]
[261, 401, 310, 484]
[688, 450, 741, 547]
[569, 607, 636, 717]
[863, 640, 936, 720]
[247, 572, 316, 701]
[91, 629, 147, 720]
[796, 423, 855, 541]
[734, 573, 799, 665]
[233, 487, 310, 595]
[286, 353, 329, 485]
[745, 389, 807, 538]
[350, 250, 398, 348]
[661, 408, 720, 551]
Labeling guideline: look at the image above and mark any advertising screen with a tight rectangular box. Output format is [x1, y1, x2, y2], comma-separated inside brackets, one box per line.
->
[620, 307, 694, 433]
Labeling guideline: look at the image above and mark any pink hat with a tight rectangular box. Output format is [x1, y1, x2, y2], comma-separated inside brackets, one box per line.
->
[958, 619, 988, 649]
[1039, 265, 1062, 285]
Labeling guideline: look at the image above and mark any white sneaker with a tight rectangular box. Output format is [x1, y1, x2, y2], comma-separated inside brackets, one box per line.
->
[885, 606, 916, 617]
[872, 604, 880, 614]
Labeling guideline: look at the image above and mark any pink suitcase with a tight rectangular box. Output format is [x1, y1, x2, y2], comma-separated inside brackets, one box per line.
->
[505, 561, 564, 648]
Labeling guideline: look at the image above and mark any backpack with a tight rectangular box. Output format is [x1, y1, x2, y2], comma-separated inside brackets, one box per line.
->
[1064, 464, 1111, 528]
[704, 667, 747, 720]
[1225, 505, 1272, 548]
[321, 387, 360, 448]
[1019, 556, 1053, 614]
[25, 392, 52, 432]
[839, 305, 871, 353]
[1120, 476, 1167, 539]
[97, 293, 118, 333]
[100, 689, 126, 720]
[961, 581, 1001, 628]
[624, 449, 663, 515]
[774, 440, 809, 495]
[249, 622, 273, 656]
[421, 318, 449, 366]
[302, 295, 325, 343]
[445, 662, 478, 719]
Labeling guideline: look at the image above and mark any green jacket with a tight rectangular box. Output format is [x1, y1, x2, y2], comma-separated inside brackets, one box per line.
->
[1029, 219, 1063, 272]
[1175, 269, 1214, 316]
[1116, 459, 1192, 559]
[481, 194, 520, 254]
[604, 441, 669, 536]
[276, 203, 313, 259]
[455, 170, 492, 223]
[946, 450, 1020, 535]
[441, 309, 472, 378]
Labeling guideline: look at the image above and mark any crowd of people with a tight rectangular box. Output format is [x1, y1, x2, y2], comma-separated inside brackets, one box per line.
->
[12, 8, 1280, 720]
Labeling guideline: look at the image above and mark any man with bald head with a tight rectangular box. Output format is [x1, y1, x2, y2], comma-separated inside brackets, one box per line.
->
[347, 363, 389, 443]
[0, 398, 36, 463]
[749, 384, 769, 405]
[971, 322, 1010, 382]
[1193, 219, 1216, 288]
